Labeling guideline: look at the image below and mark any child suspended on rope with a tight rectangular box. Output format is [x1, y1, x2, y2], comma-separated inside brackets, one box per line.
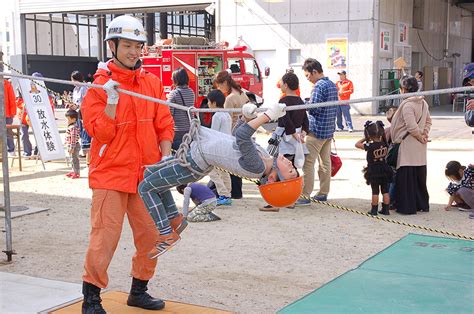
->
[138, 102, 303, 259]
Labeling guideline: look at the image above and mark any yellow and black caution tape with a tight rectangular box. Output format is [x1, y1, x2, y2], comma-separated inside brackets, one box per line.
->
[300, 195, 474, 241]
[214, 165, 261, 185]
[213, 166, 474, 241]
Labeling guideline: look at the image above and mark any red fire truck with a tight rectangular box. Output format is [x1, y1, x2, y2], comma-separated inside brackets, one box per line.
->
[141, 37, 264, 125]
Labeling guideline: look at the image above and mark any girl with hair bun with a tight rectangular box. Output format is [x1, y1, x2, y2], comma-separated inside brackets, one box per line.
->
[355, 120, 393, 215]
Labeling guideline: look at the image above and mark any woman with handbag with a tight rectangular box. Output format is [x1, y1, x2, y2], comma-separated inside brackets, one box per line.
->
[169, 68, 196, 150]
[390, 76, 432, 214]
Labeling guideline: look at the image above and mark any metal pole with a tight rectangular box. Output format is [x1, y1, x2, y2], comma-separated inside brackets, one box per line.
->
[159, 12, 168, 39]
[0, 50, 14, 262]
[145, 13, 155, 46]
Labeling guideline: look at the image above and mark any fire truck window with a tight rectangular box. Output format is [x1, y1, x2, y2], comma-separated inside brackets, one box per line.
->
[228, 59, 241, 73]
[244, 58, 261, 82]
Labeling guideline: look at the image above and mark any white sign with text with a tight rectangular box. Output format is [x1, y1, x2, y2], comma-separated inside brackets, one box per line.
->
[17, 78, 65, 161]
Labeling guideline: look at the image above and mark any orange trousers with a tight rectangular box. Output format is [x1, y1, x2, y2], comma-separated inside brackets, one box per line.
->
[83, 189, 158, 288]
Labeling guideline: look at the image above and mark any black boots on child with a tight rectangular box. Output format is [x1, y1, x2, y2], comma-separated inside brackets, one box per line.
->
[368, 203, 390, 216]
[82, 278, 165, 313]
[127, 277, 165, 310]
[379, 203, 390, 215]
[369, 204, 378, 215]
[82, 282, 106, 314]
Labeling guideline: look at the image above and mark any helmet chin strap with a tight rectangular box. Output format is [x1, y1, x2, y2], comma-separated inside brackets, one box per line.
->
[111, 39, 142, 71]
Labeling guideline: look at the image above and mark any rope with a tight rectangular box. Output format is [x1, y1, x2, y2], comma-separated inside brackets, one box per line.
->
[1, 71, 473, 114]
[197, 163, 474, 240]
[144, 118, 208, 177]
[300, 195, 474, 241]
[0, 71, 190, 113]
[416, 30, 445, 62]
[2, 62, 72, 106]
[214, 165, 262, 186]
[2, 70, 472, 240]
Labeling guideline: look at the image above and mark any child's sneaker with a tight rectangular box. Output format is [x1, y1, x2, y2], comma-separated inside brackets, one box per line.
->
[66, 172, 74, 177]
[71, 173, 80, 179]
[188, 212, 221, 222]
[169, 213, 188, 234]
[207, 212, 221, 221]
[295, 198, 311, 206]
[148, 231, 180, 259]
[217, 196, 232, 206]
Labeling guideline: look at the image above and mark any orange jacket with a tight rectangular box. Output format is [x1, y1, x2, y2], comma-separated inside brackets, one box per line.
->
[16, 98, 29, 125]
[4, 80, 17, 118]
[336, 79, 354, 101]
[82, 61, 174, 193]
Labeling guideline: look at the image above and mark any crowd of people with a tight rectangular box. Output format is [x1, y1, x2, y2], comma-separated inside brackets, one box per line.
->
[2, 15, 473, 313]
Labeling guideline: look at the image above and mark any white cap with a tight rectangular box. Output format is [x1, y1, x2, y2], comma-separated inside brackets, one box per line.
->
[104, 15, 147, 43]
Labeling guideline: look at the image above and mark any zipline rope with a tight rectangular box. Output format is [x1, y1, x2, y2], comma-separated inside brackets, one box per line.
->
[1, 70, 472, 241]
[1, 71, 473, 114]
[3, 62, 72, 106]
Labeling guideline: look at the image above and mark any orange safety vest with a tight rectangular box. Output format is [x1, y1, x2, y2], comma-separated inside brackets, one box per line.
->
[336, 79, 354, 101]
[82, 60, 174, 193]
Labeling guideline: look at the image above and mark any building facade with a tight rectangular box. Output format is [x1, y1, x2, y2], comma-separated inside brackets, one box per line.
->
[219, 0, 473, 112]
[3, 0, 473, 113]
[0, 0, 16, 64]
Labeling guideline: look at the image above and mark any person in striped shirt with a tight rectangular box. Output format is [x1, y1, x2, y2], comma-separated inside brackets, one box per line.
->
[168, 68, 196, 150]
[65, 109, 81, 178]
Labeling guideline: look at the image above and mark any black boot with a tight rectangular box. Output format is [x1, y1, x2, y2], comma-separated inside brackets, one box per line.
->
[127, 278, 165, 310]
[82, 282, 106, 314]
[368, 204, 378, 216]
[379, 203, 390, 215]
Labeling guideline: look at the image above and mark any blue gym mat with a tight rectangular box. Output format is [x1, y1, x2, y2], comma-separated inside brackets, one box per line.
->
[278, 233, 474, 314]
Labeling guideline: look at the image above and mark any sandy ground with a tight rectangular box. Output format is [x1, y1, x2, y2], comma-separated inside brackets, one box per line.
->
[0, 115, 473, 313]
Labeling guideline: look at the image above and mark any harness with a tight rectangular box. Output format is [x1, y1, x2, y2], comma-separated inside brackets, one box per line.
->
[144, 108, 208, 177]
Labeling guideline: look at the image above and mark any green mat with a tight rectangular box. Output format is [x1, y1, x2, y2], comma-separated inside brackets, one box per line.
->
[279, 234, 474, 314]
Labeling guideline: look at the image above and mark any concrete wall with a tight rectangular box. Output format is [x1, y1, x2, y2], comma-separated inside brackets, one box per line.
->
[376, 0, 473, 105]
[6, 0, 472, 112]
[220, 0, 472, 113]
[219, 0, 376, 113]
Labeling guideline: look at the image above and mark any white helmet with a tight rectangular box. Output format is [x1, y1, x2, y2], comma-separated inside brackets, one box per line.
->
[104, 15, 147, 43]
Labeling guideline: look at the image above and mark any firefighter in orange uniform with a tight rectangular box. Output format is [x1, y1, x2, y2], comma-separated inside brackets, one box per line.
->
[335, 70, 354, 132]
[80, 15, 174, 313]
